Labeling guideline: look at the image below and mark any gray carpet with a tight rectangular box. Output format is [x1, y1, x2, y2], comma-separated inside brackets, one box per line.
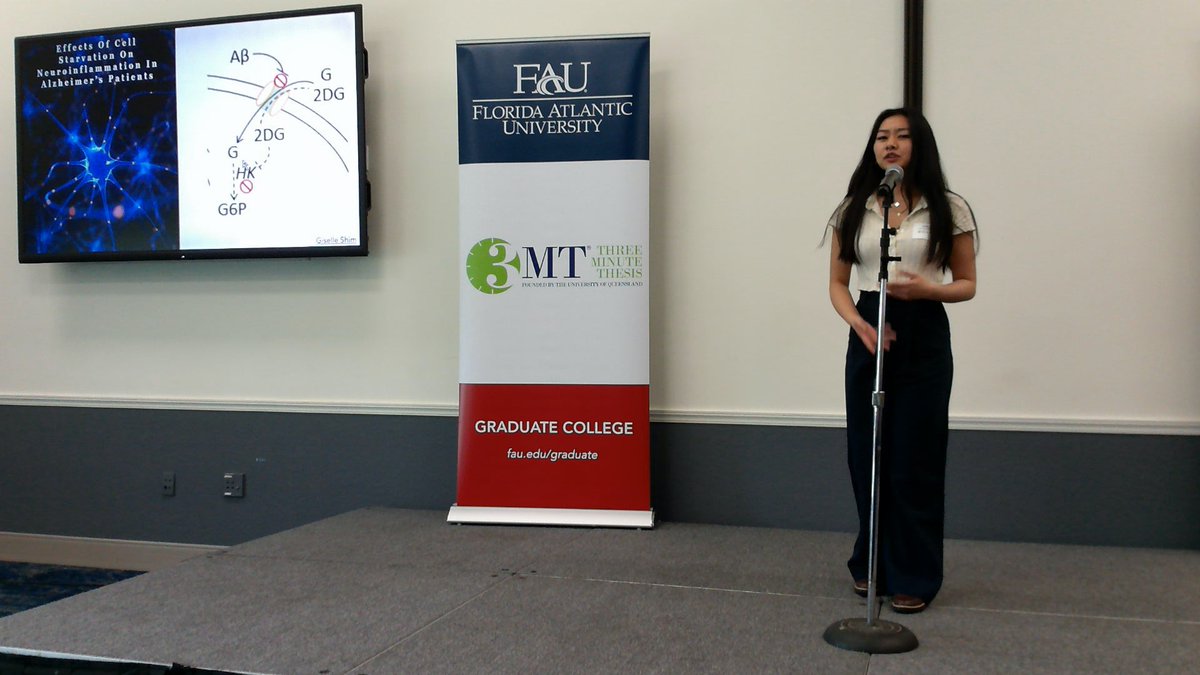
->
[0, 507, 1196, 674]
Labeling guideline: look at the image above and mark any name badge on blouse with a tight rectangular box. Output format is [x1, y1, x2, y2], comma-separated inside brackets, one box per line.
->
[912, 223, 931, 240]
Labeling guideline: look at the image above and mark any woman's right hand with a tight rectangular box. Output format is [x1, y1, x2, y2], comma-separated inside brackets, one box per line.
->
[852, 317, 895, 355]
[830, 229, 895, 354]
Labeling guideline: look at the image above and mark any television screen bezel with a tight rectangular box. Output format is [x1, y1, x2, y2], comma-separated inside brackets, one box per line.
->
[13, 4, 369, 263]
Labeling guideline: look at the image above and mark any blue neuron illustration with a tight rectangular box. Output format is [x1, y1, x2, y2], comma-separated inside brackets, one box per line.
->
[18, 31, 179, 256]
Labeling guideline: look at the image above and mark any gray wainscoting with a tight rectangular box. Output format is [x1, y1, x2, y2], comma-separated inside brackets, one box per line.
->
[1, 406, 1196, 549]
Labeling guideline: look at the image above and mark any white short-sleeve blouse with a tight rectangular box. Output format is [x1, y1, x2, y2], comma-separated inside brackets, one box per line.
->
[828, 192, 976, 292]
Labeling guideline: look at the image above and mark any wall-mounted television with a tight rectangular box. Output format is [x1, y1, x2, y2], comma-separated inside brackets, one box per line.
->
[14, 5, 369, 263]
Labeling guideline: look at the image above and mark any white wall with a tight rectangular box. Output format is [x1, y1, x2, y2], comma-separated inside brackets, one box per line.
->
[1, 0, 1196, 432]
[925, 0, 1200, 429]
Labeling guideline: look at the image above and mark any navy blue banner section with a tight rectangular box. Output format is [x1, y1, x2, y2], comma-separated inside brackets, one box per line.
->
[457, 36, 649, 164]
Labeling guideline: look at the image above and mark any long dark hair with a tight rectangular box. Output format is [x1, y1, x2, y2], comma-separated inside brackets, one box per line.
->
[835, 108, 955, 269]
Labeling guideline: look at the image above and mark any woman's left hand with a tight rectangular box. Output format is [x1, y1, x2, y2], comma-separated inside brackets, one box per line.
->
[886, 272, 932, 300]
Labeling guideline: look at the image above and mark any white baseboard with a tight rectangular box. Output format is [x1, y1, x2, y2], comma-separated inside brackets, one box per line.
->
[0, 532, 225, 571]
[2, 394, 1197, 435]
[447, 505, 655, 528]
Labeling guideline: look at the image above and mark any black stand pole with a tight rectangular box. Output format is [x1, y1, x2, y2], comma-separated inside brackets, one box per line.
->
[823, 186, 919, 654]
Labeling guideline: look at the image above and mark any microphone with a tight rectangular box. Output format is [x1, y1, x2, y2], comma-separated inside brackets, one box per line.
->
[876, 165, 903, 196]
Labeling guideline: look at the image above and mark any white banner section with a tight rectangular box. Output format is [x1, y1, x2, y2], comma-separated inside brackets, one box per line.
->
[459, 160, 650, 385]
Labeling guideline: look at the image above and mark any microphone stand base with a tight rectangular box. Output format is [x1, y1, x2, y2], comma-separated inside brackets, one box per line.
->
[823, 617, 919, 654]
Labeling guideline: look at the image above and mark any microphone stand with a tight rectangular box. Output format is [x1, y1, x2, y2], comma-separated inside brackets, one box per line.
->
[823, 183, 919, 654]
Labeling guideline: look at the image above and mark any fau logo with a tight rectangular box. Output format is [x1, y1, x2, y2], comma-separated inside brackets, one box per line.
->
[513, 62, 590, 96]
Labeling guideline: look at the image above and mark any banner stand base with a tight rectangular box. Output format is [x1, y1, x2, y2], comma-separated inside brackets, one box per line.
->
[447, 505, 654, 529]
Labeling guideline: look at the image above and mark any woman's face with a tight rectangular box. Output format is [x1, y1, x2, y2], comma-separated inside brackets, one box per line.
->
[873, 115, 912, 171]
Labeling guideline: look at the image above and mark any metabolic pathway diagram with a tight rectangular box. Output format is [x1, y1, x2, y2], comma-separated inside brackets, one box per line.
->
[203, 49, 353, 216]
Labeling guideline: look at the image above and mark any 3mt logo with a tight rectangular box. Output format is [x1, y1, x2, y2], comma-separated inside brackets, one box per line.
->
[466, 238, 520, 294]
[513, 62, 590, 96]
[466, 238, 590, 294]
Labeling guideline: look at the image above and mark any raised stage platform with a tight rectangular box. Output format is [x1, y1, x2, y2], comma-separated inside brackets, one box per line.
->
[0, 508, 1197, 673]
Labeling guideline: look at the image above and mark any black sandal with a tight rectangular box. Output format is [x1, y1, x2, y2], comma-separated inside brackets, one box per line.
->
[891, 594, 927, 613]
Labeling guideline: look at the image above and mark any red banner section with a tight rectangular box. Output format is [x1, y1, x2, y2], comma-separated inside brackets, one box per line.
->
[457, 383, 650, 511]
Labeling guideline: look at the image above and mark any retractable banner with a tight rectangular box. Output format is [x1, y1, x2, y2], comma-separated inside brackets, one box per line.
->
[451, 35, 652, 528]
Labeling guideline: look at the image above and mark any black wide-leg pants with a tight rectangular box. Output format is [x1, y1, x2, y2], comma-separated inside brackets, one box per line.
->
[845, 291, 952, 603]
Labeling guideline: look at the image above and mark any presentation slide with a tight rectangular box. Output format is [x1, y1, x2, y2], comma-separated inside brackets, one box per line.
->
[14, 8, 365, 262]
[175, 13, 361, 250]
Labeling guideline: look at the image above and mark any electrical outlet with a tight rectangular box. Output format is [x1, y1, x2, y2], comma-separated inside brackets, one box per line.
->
[223, 472, 245, 498]
[161, 471, 176, 497]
